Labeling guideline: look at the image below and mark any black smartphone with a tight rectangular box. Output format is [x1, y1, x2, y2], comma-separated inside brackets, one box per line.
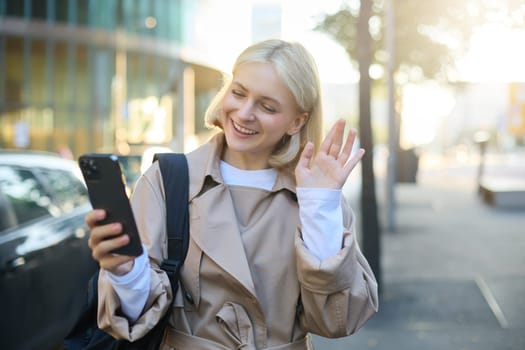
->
[78, 153, 143, 256]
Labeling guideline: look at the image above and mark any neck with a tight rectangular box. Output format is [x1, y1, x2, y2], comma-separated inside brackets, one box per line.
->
[222, 148, 271, 170]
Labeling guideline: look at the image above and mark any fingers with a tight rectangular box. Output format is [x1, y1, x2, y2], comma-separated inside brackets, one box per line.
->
[344, 148, 365, 174]
[87, 219, 123, 248]
[328, 120, 345, 158]
[320, 120, 361, 164]
[320, 119, 349, 160]
[319, 119, 341, 154]
[88, 222, 135, 273]
[85, 209, 106, 229]
[297, 141, 314, 170]
[86, 208, 134, 268]
[338, 127, 358, 165]
[338, 127, 364, 173]
[322, 121, 365, 178]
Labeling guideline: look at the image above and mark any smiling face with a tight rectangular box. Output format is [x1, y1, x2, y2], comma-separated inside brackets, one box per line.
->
[219, 62, 307, 170]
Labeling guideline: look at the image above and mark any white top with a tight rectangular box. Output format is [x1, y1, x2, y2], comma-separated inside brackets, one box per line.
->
[108, 161, 346, 322]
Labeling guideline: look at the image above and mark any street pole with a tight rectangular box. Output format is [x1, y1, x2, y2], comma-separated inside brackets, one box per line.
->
[385, 0, 397, 233]
[358, 0, 382, 294]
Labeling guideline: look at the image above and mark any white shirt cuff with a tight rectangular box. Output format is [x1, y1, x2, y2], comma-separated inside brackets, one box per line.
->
[296, 187, 344, 261]
[107, 244, 150, 323]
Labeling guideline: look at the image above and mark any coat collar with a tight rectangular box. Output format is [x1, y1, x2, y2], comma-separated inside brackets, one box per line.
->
[185, 132, 298, 299]
[186, 132, 297, 201]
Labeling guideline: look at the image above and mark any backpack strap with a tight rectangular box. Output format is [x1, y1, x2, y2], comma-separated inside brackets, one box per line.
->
[153, 153, 189, 297]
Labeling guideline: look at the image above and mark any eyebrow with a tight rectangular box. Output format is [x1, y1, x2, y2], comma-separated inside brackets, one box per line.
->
[232, 81, 282, 107]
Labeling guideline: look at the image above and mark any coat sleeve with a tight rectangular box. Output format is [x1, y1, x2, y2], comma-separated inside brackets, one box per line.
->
[97, 162, 174, 341]
[294, 197, 379, 338]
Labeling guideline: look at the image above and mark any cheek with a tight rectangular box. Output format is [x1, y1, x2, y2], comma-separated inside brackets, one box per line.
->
[265, 120, 292, 140]
[221, 94, 236, 114]
[273, 115, 297, 133]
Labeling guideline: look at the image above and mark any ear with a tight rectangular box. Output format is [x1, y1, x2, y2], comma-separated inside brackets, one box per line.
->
[286, 112, 308, 136]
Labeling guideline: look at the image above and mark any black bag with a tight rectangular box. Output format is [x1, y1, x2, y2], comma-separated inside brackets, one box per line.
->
[64, 153, 190, 350]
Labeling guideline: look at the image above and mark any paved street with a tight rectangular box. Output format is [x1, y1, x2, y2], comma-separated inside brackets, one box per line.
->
[312, 151, 525, 350]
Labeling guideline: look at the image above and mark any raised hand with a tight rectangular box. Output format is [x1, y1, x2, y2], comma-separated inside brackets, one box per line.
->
[295, 119, 364, 189]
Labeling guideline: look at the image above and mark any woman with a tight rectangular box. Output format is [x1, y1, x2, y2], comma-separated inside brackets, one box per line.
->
[87, 39, 378, 349]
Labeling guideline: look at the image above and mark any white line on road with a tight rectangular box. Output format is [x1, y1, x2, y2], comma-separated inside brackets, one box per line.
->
[475, 275, 509, 329]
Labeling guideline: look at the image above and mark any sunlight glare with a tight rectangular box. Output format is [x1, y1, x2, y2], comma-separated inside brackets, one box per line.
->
[401, 83, 455, 148]
[457, 25, 525, 82]
[280, 0, 358, 84]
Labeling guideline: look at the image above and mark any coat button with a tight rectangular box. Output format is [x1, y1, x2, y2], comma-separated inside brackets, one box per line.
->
[184, 291, 194, 305]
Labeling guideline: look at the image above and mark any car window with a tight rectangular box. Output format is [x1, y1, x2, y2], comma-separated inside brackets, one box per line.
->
[36, 167, 89, 212]
[0, 187, 18, 231]
[0, 165, 54, 227]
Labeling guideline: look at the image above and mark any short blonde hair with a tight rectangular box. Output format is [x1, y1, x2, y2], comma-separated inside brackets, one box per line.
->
[205, 39, 323, 170]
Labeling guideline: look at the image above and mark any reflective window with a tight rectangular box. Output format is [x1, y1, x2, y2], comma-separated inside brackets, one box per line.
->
[30, 0, 47, 20]
[5, 1, 24, 17]
[0, 187, 17, 232]
[0, 163, 88, 232]
[36, 167, 88, 212]
[0, 166, 54, 226]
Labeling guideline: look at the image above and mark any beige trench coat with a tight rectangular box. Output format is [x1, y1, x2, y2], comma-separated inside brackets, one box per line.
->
[97, 133, 378, 349]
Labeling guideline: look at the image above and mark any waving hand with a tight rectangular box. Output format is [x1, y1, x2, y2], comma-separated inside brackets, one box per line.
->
[295, 119, 365, 189]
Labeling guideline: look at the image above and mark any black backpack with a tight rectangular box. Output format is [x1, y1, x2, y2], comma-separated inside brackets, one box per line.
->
[64, 153, 189, 350]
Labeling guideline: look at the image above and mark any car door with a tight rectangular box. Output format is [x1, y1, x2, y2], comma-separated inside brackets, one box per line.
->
[0, 164, 97, 350]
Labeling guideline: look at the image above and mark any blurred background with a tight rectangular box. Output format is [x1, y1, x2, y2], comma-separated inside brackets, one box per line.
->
[1, 0, 524, 349]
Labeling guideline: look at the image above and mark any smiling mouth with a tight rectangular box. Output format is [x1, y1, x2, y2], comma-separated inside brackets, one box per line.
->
[232, 120, 257, 135]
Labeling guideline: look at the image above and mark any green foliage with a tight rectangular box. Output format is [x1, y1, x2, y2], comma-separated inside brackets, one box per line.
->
[316, 0, 525, 82]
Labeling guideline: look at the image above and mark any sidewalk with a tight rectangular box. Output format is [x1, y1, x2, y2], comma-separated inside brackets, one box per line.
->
[312, 153, 525, 350]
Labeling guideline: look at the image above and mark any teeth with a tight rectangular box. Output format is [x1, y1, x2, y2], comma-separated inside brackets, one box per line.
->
[233, 121, 257, 135]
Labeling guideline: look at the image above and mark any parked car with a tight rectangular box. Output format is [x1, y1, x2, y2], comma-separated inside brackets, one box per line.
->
[0, 150, 98, 350]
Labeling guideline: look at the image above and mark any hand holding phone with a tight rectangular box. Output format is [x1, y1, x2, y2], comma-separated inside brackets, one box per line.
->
[79, 154, 143, 256]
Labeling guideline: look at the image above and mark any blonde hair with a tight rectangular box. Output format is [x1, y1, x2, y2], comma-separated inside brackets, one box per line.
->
[204, 39, 323, 170]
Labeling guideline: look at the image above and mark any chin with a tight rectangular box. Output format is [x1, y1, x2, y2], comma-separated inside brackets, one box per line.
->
[224, 136, 249, 153]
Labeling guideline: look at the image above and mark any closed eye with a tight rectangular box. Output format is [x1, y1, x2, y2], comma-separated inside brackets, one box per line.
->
[260, 103, 277, 113]
[232, 89, 245, 97]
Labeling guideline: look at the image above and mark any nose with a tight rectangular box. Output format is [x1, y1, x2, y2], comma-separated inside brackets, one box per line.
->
[237, 100, 255, 121]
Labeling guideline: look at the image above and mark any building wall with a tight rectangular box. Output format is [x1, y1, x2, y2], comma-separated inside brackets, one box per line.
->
[0, 0, 223, 158]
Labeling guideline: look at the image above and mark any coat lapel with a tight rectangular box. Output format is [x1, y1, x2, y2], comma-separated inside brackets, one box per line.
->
[184, 132, 298, 301]
[190, 183, 257, 298]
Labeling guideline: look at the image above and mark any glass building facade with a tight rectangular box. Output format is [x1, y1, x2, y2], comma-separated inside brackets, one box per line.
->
[0, 0, 223, 157]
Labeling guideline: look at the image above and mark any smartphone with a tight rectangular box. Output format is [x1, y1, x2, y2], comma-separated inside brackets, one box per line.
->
[78, 153, 143, 256]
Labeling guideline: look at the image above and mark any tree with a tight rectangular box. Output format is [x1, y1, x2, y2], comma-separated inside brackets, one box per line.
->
[356, 0, 382, 292]
[316, 0, 525, 291]
[318, 0, 524, 83]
